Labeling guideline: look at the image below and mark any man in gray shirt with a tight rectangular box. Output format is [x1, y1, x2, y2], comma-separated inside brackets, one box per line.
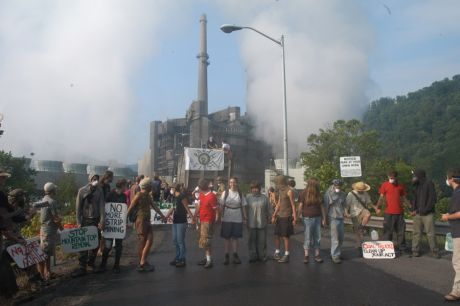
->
[246, 181, 270, 263]
[72, 174, 105, 277]
[324, 179, 347, 264]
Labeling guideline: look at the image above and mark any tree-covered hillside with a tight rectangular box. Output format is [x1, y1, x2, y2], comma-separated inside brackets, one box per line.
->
[363, 75, 460, 183]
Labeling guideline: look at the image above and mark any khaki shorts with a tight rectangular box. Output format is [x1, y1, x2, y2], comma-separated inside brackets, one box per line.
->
[199, 222, 214, 249]
[135, 218, 152, 240]
[352, 208, 371, 227]
[40, 230, 56, 257]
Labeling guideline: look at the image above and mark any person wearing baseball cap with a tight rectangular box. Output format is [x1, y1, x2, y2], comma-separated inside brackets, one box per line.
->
[38, 182, 62, 283]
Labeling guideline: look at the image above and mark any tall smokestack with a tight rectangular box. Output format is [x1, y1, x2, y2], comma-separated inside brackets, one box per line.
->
[197, 14, 208, 115]
[188, 14, 209, 148]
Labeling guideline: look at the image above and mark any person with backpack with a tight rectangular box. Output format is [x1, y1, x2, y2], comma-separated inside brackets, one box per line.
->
[345, 181, 377, 256]
[219, 177, 248, 265]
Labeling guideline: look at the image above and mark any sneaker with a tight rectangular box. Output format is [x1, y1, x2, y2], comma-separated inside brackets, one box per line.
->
[204, 260, 213, 269]
[278, 254, 290, 263]
[197, 258, 207, 265]
[303, 255, 309, 264]
[136, 264, 145, 272]
[332, 256, 342, 264]
[314, 255, 323, 263]
[273, 252, 281, 261]
[169, 260, 178, 266]
[223, 254, 230, 265]
[71, 268, 86, 278]
[143, 262, 155, 272]
[233, 253, 242, 264]
[175, 261, 186, 268]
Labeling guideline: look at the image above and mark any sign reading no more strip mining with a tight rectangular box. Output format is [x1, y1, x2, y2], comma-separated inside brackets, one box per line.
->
[60, 226, 99, 253]
[102, 202, 127, 239]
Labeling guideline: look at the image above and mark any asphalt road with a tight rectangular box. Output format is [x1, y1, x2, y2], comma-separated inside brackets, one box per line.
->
[24, 224, 455, 306]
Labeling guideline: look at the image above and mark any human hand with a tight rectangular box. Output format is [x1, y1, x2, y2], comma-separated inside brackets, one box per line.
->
[375, 208, 381, 215]
[322, 219, 328, 228]
[410, 211, 417, 217]
[98, 222, 105, 231]
[441, 213, 449, 222]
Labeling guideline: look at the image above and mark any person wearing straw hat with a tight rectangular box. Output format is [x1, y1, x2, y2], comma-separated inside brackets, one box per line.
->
[345, 181, 377, 256]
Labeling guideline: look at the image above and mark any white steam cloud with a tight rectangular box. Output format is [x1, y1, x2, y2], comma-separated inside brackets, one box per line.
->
[0, 0, 173, 164]
[0, 0, 376, 165]
[217, 0, 374, 158]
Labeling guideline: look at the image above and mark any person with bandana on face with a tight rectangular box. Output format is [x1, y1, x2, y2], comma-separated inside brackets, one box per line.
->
[442, 168, 460, 301]
[375, 170, 410, 256]
[323, 179, 347, 264]
[411, 169, 440, 258]
[72, 173, 106, 278]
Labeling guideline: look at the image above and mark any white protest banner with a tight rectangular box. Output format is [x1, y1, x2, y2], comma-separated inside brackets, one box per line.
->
[184, 148, 224, 171]
[362, 241, 395, 259]
[340, 156, 362, 177]
[102, 202, 127, 239]
[150, 208, 196, 225]
[6, 237, 46, 269]
[60, 226, 99, 253]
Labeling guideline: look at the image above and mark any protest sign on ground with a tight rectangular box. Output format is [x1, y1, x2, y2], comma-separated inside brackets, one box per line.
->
[60, 226, 99, 253]
[102, 202, 127, 239]
[6, 237, 46, 269]
[362, 241, 395, 259]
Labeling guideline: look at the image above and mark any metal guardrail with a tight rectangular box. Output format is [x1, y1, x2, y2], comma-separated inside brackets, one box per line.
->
[344, 216, 450, 236]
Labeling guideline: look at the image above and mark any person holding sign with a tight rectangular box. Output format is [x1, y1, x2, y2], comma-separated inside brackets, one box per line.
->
[165, 184, 195, 267]
[345, 182, 377, 256]
[128, 177, 166, 272]
[37, 182, 62, 282]
[99, 179, 128, 273]
[442, 168, 460, 301]
[376, 170, 410, 256]
[72, 173, 105, 278]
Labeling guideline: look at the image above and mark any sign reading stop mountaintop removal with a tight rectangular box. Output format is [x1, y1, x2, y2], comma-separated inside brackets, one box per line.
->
[60, 226, 99, 253]
[102, 202, 127, 239]
[340, 156, 362, 177]
[7, 237, 47, 269]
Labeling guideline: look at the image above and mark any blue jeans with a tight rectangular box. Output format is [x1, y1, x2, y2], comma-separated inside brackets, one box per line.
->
[329, 218, 344, 258]
[303, 217, 321, 251]
[172, 223, 187, 261]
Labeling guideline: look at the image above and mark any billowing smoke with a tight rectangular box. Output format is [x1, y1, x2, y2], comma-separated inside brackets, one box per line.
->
[216, 0, 374, 159]
[0, 0, 375, 165]
[0, 0, 176, 164]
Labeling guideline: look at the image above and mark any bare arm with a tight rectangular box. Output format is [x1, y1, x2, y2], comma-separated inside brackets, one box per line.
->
[288, 189, 297, 224]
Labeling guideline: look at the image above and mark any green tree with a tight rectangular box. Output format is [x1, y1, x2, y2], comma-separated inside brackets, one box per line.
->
[0, 151, 36, 194]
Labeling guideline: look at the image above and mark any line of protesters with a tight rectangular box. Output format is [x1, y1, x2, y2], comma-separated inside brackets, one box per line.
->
[3, 167, 460, 302]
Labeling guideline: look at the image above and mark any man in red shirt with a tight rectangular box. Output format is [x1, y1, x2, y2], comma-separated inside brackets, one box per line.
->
[376, 170, 410, 255]
[194, 178, 219, 268]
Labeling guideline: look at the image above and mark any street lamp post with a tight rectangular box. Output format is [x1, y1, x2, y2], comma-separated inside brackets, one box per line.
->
[220, 24, 289, 176]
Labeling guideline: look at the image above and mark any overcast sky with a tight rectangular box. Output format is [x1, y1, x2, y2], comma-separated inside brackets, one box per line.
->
[0, 0, 459, 165]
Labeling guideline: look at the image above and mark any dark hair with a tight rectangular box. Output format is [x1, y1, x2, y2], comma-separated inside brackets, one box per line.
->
[288, 180, 296, 188]
[388, 170, 398, 177]
[116, 179, 127, 189]
[175, 183, 184, 192]
[447, 168, 460, 183]
[269, 187, 275, 192]
[198, 178, 209, 191]
[250, 180, 261, 190]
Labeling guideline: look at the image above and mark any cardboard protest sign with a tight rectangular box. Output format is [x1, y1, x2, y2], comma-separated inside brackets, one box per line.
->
[102, 202, 127, 239]
[60, 226, 99, 253]
[6, 237, 46, 269]
[362, 241, 395, 259]
[340, 156, 362, 177]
